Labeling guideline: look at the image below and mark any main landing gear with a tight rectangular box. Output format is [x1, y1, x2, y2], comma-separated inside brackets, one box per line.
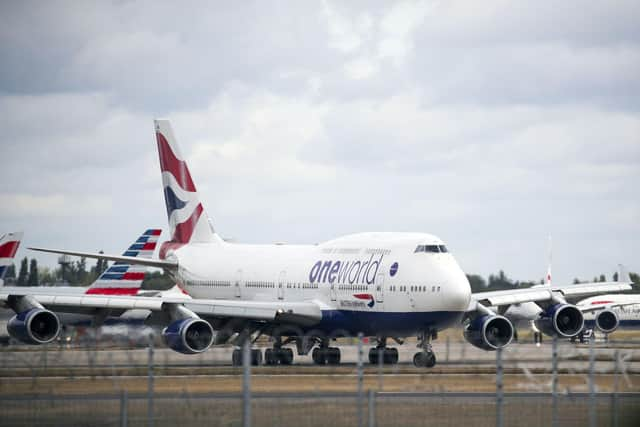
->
[413, 330, 437, 368]
[232, 347, 263, 366]
[368, 337, 399, 365]
[265, 337, 294, 365]
[312, 339, 341, 365]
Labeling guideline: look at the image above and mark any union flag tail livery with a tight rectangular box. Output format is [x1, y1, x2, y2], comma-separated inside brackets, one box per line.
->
[85, 229, 161, 295]
[154, 120, 219, 260]
[0, 232, 22, 285]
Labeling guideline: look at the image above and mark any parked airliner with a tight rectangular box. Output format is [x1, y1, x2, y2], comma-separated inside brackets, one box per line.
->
[3, 120, 632, 367]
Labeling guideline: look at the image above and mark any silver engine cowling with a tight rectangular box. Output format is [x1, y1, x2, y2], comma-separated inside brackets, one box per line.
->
[534, 304, 584, 338]
[7, 308, 61, 344]
[162, 318, 214, 354]
[463, 315, 514, 350]
[595, 309, 619, 334]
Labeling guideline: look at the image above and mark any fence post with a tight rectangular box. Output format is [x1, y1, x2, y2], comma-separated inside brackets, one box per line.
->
[612, 350, 619, 427]
[357, 333, 364, 427]
[496, 346, 503, 427]
[445, 335, 450, 363]
[552, 336, 558, 427]
[377, 347, 383, 391]
[368, 389, 376, 427]
[147, 333, 154, 427]
[588, 334, 596, 427]
[120, 389, 128, 427]
[242, 339, 252, 427]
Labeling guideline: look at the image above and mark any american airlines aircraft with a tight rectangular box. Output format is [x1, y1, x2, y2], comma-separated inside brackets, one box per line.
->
[2, 120, 632, 367]
[0, 232, 23, 286]
[1, 230, 161, 338]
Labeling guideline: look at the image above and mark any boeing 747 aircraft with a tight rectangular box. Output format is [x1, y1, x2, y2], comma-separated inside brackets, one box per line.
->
[3, 120, 632, 367]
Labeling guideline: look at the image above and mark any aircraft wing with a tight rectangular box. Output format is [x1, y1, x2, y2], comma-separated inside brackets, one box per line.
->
[0, 289, 322, 326]
[29, 246, 177, 270]
[469, 281, 632, 312]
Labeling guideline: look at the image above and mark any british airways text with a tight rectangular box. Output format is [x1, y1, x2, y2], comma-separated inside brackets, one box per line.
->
[309, 254, 384, 285]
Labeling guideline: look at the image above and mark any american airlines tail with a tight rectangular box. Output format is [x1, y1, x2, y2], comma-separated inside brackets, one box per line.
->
[154, 120, 222, 258]
[0, 231, 23, 285]
[85, 229, 161, 295]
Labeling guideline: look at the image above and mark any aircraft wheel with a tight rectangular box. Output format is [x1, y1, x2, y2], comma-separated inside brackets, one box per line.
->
[251, 349, 262, 366]
[326, 347, 341, 365]
[312, 347, 326, 365]
[384, 348, 399, 364]
[232, 349, 242, 366]
[264, 348, 276, 365]
[413, 351, 436, 368]
[280, 348, 294, 365]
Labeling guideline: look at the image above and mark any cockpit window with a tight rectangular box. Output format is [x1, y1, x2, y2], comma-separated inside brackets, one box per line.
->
[414, 245, 441, 253]
[438, 245, 448, 253]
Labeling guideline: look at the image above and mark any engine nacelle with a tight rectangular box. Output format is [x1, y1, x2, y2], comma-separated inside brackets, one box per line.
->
[463, 315, 514, 351]
[534, 304, 584, 338]
[595, 309, 619, 334]
[162, 318, 214, 354]
[7, 308, 61, 344]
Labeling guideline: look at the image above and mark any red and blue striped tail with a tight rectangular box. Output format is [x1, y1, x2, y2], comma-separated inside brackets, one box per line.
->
[85, 229, 161, 295]
[154, 119, 218, 259]
[0, 231, 22, 283]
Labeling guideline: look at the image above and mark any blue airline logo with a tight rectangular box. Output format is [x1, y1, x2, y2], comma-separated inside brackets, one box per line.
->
[309, 254, 384, 285]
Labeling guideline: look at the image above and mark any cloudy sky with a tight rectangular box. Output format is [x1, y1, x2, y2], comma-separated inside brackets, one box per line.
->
[1, 1, 638, 285]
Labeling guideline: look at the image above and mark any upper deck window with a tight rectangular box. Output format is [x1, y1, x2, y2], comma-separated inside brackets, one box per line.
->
[414, 245, 441, 253]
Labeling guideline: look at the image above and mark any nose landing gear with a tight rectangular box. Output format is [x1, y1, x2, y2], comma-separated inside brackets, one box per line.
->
[413, 330, 437, 368]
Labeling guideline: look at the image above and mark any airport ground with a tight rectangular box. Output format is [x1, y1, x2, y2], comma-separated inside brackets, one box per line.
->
[1, 330, 639, 426]
[1, 331, 639, 395]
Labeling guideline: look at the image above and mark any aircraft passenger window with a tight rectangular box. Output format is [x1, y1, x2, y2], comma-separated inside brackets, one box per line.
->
[432, 286, 435, 292]
[437, 286, 441, 292]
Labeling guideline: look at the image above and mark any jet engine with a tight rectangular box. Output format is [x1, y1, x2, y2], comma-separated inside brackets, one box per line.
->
[7, 308, 61, 344]
[463, 315, 514, 350]
[162, 318, 214, 354]
[594, 309, 619, 334]
[534, 304, 584, 338]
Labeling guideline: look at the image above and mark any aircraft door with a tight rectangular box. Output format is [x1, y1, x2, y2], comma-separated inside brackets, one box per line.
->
[235, 269, 242, 298]
[330, 283, 337, 302]
[278, 271, 286, 300]
[375, 273, 385, 310]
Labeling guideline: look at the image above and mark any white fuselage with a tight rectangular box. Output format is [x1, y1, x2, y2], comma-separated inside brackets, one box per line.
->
[168, 232, 471, 336]
[580, 294, 640, 328]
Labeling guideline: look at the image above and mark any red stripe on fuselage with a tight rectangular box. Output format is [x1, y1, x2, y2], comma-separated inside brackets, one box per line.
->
[156, 132, 196, 192]
[85, 288, 139, 295]
[353, 294, 373, 300]
[0, 241, 20, 258]
[591, 300, 614, 305]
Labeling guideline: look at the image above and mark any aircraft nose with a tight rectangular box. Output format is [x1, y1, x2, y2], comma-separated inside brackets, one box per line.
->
[447, 269, 472, 312]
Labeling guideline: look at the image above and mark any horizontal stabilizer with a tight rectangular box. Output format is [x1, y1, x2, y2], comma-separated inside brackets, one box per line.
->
[28, 246, 178, 270]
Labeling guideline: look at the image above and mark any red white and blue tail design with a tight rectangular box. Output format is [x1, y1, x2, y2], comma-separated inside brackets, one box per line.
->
[85, 229, 161, 295]
[0, 231, 22, 285]
[154, 120, 219, 258]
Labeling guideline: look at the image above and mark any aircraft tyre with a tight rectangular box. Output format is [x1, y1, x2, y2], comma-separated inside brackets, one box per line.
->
[369, 347, 399, 364]
[232, 348, 263, 366]
[413, 351, 436, 368]
[265, 348, 294, 365]
[312, 347, 341, 365]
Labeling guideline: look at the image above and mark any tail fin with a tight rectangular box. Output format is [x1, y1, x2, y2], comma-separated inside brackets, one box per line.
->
[0, 231, 23, 285]
[85, 229, 161, 295]
[154, 120, 218, 254]
[617, 264, 632, 284]
[546, 235, 553, 286]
